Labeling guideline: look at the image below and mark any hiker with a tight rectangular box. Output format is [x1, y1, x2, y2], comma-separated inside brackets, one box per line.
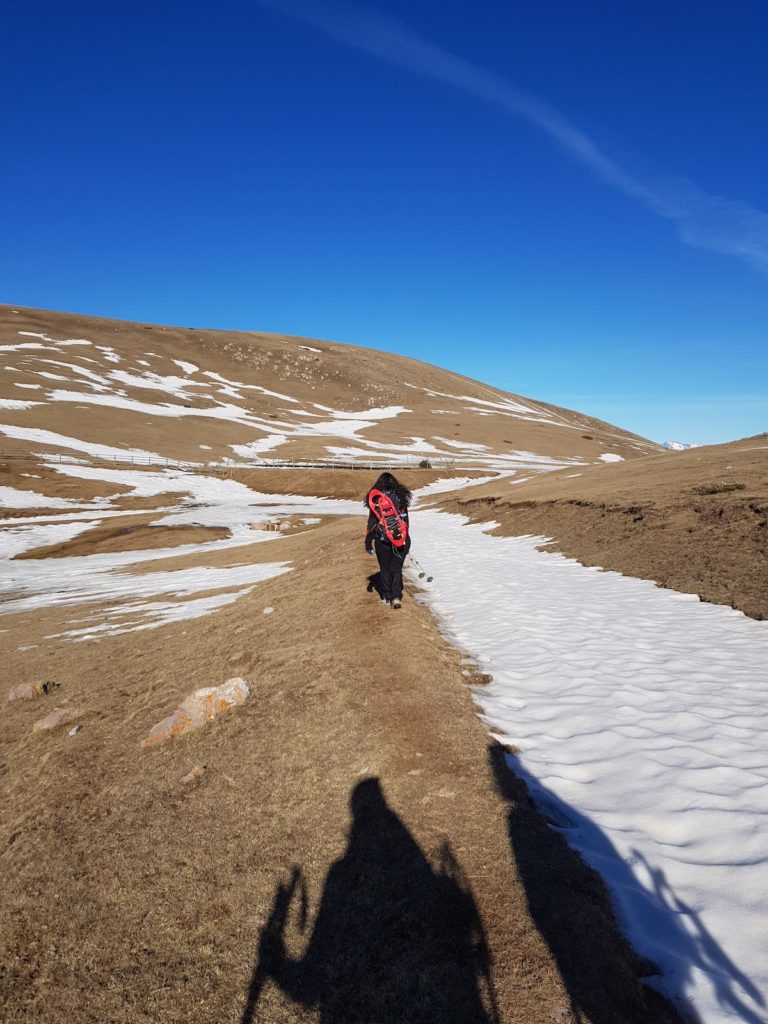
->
[364, 472, 412, 609]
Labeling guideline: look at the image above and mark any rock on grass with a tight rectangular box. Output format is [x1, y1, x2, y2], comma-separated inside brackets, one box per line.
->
[141, 677, 250, 749]
[32, 706, 80, 733]
[8, 680, 60, 702]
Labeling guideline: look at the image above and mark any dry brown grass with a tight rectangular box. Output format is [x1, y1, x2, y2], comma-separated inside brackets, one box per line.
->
[227, 468, 487, 501]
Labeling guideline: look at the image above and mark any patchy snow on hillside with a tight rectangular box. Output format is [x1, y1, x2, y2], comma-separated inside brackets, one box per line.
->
[172, 359, 199, 375]
[0, 467, 363, 639]
[598, 453, 624, 463]
[432, 436, 490, 452]
[0, 424, 167, 462]
[0, 398, 43, 409]
[46, 463, 362, 513]
[231, 437, 288, 457]
[413, 510, 768, 1024]
[0, 486, 86, 509]
[412, 475, 499, 500]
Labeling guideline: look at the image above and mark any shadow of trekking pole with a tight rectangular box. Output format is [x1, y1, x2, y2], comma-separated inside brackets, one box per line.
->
[240, 866, 306, 1024]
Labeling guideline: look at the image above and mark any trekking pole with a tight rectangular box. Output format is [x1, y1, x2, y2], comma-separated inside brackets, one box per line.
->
[409, 554, 433, 583]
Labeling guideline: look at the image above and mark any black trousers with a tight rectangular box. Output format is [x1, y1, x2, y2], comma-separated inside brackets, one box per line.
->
[374, 535, 411, 601]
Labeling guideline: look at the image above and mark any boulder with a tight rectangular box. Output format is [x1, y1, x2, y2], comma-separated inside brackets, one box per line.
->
[141, 677, 250, 749]
[32, 706, 80, 733]
[8, 680, 59, 702]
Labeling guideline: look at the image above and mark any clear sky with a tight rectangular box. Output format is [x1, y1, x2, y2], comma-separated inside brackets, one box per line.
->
[2, 1, 767, 444]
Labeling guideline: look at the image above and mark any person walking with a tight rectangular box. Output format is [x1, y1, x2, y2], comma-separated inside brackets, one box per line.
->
[364, 472, 412, 609]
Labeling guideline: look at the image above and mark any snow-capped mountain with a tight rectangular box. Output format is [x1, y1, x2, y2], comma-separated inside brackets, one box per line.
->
[662, 440, 700, 451]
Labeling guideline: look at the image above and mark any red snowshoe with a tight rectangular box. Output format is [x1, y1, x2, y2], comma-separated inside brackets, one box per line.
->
[367, 488, 408, 548]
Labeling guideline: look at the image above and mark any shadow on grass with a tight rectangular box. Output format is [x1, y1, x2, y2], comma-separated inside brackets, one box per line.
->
[366, 572, 385, 599]
[489, 742, 765, 1024]
[242, 777, 498, 1024]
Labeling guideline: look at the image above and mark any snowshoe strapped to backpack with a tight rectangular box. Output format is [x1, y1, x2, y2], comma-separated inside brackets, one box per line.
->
[367, 488, 408, 548]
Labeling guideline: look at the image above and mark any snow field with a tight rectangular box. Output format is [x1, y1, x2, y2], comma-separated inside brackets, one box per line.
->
[412, 510, 768, 1024]
[1, 465, 362, 640]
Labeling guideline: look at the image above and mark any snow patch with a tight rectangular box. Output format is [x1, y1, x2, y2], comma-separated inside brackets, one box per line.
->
[18, 332, 92, 347]
[0, 486, 79, 509]
[0, 399, 43, 410]
[172, 359, 199, 375]
[231, 436, 288, 457]
[414, 511, 768, 1024]
[0, 424, 166, 462]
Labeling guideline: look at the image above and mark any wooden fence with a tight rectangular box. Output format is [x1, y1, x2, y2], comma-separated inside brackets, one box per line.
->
[0, 450, 472, 475]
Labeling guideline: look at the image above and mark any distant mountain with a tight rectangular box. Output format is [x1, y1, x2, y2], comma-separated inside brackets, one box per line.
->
[662, 441, 700, 451]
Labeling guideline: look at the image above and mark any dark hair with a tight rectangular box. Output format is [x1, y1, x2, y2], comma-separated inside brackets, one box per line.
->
[363, 472, 412, 510]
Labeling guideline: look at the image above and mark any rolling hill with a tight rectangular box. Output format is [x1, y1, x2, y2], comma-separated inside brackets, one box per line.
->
[0, 304, 660, 475]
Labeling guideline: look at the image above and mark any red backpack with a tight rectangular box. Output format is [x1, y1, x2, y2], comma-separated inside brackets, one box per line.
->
[367, 488, 408, 548]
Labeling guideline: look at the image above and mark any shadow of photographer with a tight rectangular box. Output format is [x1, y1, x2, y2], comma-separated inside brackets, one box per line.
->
[242, 777, 499, 1024]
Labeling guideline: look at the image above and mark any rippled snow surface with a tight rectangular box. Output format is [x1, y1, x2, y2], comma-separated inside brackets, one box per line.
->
[414, 511, 768, 1024]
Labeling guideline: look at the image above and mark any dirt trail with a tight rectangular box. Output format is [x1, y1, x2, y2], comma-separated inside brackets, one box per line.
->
[1, 517, 680, 1023]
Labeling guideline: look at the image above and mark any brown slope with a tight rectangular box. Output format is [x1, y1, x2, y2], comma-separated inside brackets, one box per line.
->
[0, 304, 660, 469]
[442, 436, 768, 620]
[0, 517, 680, 1024]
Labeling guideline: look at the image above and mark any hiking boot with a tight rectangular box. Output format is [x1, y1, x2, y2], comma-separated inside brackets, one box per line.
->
[391, 598, 402, 610]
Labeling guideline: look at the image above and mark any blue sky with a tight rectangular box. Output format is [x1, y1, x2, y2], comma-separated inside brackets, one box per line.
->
[2, 0, 767, 444]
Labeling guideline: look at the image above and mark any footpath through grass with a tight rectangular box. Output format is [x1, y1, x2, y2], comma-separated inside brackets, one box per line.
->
[1, 516, 681, 1023]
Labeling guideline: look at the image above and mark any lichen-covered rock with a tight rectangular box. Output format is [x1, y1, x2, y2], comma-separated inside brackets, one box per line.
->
[141, 677, 250, 749]
[32, 706, 80, 733]
[8, 680, 59, 702]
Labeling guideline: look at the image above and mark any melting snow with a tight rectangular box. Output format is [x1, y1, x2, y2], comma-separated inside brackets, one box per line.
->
[231, 436, 288, 457]
[412, 476, 499, 500]
[201, 370, 298, 403]
[18, 332, 92, 346]
[1, 468, 362, 638]
[433, 437, 491, 452]
[97, 345, 121, 364]
[599, 453, 625, 463]
[0, 486, 82, 509]
[0, 399, 43, 409]
[0, 424, 166, 462]
[413, 512, 768, 1024]
[172, 359, 199, 374]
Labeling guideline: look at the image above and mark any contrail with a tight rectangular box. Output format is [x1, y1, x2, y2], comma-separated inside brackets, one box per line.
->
[256, 0, 768, 271]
